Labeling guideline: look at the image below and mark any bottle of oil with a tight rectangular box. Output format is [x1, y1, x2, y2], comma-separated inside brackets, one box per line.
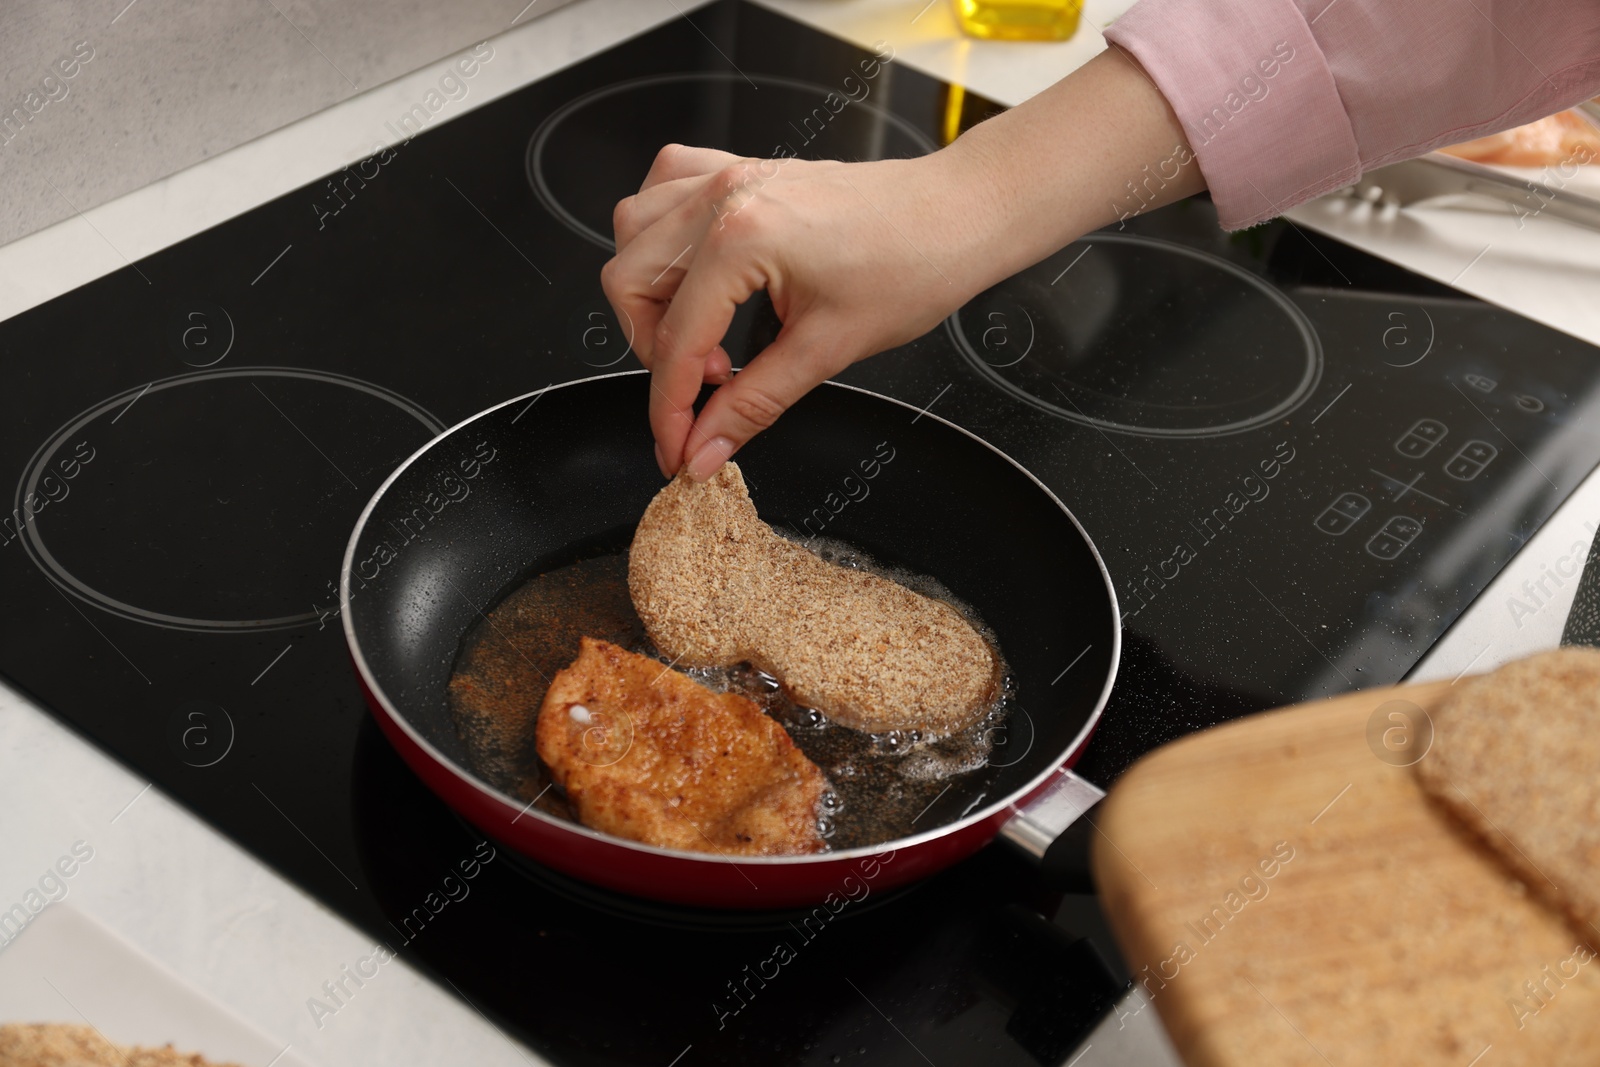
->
[954, 0, 1082, 41]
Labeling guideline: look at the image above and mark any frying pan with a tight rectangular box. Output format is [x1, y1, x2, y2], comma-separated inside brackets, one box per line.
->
[341, 370, 1119, 908]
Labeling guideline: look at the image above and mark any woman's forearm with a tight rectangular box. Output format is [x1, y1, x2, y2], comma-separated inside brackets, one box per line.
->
[939, 47, 1206, 288]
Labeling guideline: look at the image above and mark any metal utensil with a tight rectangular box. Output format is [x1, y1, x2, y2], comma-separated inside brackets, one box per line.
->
[1346, 151, 1600, 233]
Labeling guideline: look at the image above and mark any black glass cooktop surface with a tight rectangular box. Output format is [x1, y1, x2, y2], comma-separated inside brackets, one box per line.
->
[5, 2, 1600, 1064]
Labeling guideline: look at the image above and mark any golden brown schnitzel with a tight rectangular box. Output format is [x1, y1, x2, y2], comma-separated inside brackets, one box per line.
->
[536, 637, 827, 855]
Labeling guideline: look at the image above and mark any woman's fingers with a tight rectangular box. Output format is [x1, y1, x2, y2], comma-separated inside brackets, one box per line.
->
[601, 184, 720, 365]
[606, 152, 750, 366]
[683, 321, 846, 481]
[639, 144, 742, 192]
[648, 218, 770, 475]
[631, 342, 733, 385]
[605, 156, 744, 478]
[614, 173, 715, 250]
[612, 163, 772, 473]
[703, 346, 733, 383]
[610, 151, 982, 477]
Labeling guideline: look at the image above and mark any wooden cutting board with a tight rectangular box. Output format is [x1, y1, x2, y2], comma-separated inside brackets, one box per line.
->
[1093, 679, 1600, 1067]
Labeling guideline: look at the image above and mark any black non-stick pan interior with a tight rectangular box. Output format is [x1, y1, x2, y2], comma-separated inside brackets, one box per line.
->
[346, 371, 1117, 835]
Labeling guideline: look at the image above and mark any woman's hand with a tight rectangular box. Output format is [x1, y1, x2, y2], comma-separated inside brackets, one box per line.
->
[603, 145, 997, 479]
[601, 49, 1201, 480]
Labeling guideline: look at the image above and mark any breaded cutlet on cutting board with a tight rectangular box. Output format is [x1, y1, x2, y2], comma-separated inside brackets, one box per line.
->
[1093, 680, 1600, 1067]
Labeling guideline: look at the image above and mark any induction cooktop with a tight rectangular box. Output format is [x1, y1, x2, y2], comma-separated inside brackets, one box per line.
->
[5, 2, 1600, 1064]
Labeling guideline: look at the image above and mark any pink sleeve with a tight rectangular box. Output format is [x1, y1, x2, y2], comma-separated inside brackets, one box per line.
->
[1103, 0, 1600, 229]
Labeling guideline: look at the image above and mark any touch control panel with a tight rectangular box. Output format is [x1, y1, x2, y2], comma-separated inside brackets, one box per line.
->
[1316, 492, 1371, 535]
[1309, 371, 1554, 566]
[1367, 515, 1424, 560]
[1395, 418, 1448, 458]
[1444, 440, 1498, 481]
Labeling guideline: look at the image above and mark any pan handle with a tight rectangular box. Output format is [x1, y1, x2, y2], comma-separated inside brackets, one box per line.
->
[999, 768, 1106, 893]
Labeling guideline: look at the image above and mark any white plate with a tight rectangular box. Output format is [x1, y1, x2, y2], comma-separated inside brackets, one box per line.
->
[0, 903, 313, 1066]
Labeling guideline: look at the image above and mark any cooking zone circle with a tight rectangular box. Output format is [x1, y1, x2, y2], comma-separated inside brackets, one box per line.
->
[526, 71, 938, 251]
[951, 233, 1323, 438]
[17, 367, 444, 632]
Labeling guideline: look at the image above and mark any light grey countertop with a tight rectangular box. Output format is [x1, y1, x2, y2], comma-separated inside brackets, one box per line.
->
[1, 1, 1597, 1065]
[0, 0, 579, 247]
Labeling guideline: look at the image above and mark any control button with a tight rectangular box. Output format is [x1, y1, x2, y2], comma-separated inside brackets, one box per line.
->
[1464, 374, 1497, 393]
[1514, 393, 1545, 413]
[1444, 439, 1498, 481]
[1366, 515, 1423, 560]
[1315, 492, 1371, 535]
[1394, 418, 1448, 459]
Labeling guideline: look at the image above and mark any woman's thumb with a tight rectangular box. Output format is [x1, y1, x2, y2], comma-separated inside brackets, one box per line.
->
[682, 325, 843, 481]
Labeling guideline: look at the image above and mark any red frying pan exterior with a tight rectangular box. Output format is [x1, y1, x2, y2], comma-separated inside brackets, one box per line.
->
[360, 667, 1097, 907]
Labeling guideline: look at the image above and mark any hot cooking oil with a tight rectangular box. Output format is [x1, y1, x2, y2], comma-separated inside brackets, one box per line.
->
[449, 537, 1015, 851]
[954, 0, 1082, 41]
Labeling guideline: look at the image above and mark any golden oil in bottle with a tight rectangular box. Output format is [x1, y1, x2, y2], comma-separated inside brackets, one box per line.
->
[953, 0, 1082, 41]
[942, 84, 967, 146]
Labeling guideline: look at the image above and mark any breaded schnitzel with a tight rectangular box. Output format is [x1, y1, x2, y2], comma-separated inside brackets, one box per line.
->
[536, 637, 827, 855]
[1415, 647, 1600, 936]
[0, 1023, 242, 1067]
[628, 463, 998, 736]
